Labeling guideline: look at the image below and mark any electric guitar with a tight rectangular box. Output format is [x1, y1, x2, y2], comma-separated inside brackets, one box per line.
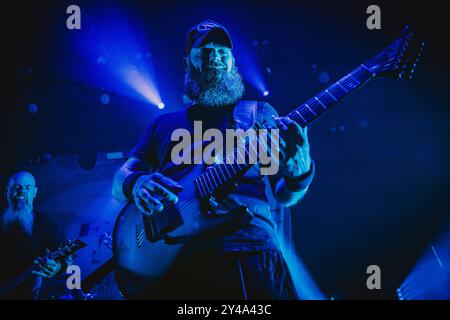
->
[0, 239, 87, 299]
[113, 26, 424, 298]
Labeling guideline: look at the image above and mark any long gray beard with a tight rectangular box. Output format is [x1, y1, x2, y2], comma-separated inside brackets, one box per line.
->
[2, 206, 34, 236]
[184, 66, 245, 108]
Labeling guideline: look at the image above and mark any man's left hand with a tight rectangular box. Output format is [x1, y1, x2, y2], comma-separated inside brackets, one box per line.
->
[274, 116, 311, 179]
[32, 250, 62, 278]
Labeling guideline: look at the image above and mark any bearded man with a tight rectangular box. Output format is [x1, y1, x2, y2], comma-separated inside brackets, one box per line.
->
[0, 171, 67, 299]
[113, 20, 315, 299]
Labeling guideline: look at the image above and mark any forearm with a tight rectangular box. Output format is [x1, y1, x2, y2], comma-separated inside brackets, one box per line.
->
[112, 157, 151, 203]
[112, 167, 132, 203]
[273, 179, 309, 206]
[272, 160, 315, 207]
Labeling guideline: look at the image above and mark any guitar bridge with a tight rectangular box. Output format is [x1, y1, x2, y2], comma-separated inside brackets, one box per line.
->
[142, 210, 183, 242]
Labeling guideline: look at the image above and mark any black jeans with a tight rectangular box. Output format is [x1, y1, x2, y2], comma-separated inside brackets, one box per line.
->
[148, 249, 299, 300]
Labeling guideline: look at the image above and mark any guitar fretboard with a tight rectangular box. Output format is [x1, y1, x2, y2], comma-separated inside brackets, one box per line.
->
[195, 64, 374, 198]
[288, 65, 373, 127]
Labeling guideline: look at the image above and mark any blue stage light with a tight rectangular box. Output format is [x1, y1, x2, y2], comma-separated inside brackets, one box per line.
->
[27, 102, 39, 114]
[100, 93, 110, 105]
[276, 206, 326, 300]
[233, 38, 268, 99]
[263, 90, 269, 96]
[122, 66, 163, 108]
[96, 56, 106, 65]
[157, 102, 165, 109]
[397, 226, 450, 300]
[73, 8, 164, 110]
[318, 71, 330, 84]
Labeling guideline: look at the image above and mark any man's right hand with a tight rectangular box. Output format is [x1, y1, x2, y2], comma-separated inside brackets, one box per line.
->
[132, 173, 183, 215]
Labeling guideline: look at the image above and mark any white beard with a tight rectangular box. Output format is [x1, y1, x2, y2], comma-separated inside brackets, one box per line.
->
[184, 66, 245, 108]
[2, 206, 34, 236]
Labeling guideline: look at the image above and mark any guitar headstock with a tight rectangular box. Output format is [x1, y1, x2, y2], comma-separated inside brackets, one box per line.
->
[364, 26, 425, 80]
[49, 239, 87, 260]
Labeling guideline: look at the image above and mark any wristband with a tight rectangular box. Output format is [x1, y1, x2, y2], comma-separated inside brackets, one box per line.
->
[122, 171, 147, 201]
[284, 160, 315, 192]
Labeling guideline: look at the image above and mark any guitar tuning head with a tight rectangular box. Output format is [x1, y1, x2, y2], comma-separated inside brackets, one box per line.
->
[363, 26, 423, 80]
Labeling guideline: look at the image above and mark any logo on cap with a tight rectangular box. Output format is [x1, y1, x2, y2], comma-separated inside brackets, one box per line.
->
[197, 21, 219, 31]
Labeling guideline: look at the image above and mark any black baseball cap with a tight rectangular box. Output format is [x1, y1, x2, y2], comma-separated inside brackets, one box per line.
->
[185, 20, 233, 54]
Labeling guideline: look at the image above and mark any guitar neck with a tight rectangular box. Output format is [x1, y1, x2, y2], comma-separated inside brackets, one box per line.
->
[194, 64, 375, 198]
[0, 240, 85, 298]
[0, 266, 35, 297]
[288, 64, 374, 127]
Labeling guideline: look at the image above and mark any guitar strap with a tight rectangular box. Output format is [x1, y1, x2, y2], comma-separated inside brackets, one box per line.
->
[232, 100, 276, 227]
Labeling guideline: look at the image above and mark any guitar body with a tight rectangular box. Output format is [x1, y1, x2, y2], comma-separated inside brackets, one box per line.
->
[113, 170, 253, 298]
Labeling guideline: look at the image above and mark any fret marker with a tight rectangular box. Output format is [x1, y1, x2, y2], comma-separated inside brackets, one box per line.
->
[348, 73, 361, 85]
[217, 164, 227, 181]
[304, 103, 317, 116]
[209, 168, 220, 186]
[325, 89, 338, 101]
[336, 81, 349, 93]
[199, 176, 210, 194]
[360, 64, 374, 76]
[314, 97, 327, 109]
[195, 179, 205, 197]
[295, 110, 307, 123]
[205, 172, 215, 190]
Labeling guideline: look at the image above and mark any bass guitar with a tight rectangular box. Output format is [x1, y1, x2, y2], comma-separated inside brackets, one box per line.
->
[0, 239, 87, 299]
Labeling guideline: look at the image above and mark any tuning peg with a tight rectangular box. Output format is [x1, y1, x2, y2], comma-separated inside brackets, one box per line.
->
[419, 42, 425, 54]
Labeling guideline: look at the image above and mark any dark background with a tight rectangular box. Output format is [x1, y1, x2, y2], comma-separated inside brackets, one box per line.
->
[2, 0, 450, 299]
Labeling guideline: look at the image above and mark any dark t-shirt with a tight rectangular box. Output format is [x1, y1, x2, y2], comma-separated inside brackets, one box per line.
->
[130, 102, 283, 252]
[0, 211, 66, 299]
